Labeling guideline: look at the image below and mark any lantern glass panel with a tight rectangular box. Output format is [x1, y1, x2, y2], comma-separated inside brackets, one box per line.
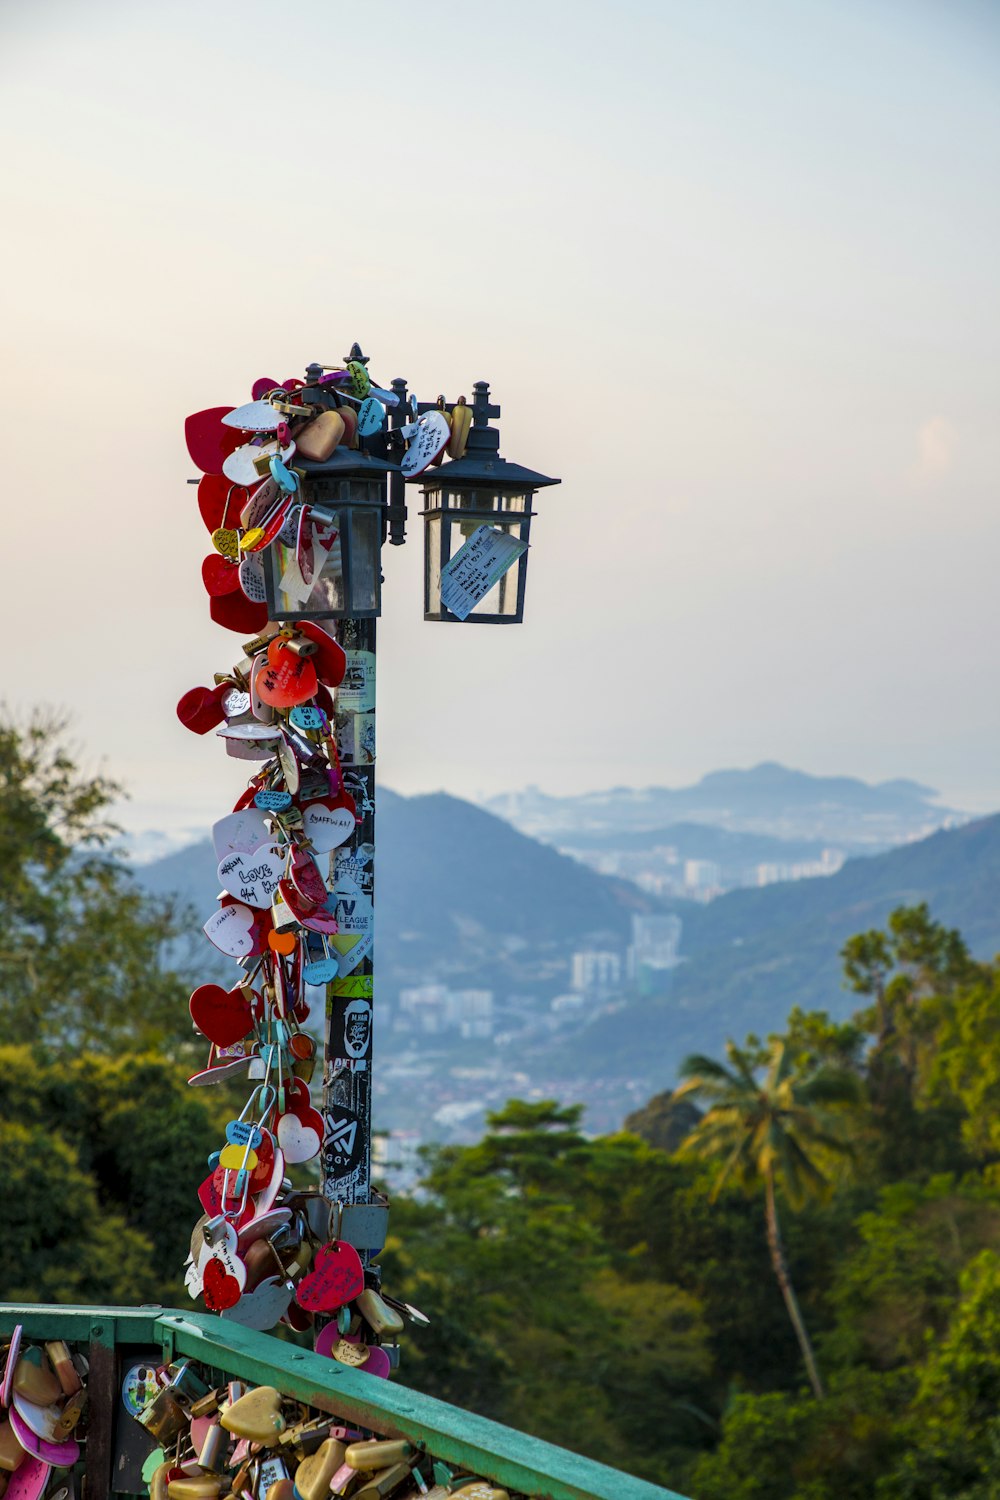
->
[269, 530, 346, 618]
[348, 507, 380, 615]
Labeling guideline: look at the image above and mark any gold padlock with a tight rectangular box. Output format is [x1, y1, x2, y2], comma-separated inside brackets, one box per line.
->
[345, 1441, 414, 1471]
[45, 1341, 81, 1398]
[355, 1288, 405, 1339]
[137, 1388, 187, 1445]
[354, 1464, 416, 1500]
[52, 1388, 87, 1439]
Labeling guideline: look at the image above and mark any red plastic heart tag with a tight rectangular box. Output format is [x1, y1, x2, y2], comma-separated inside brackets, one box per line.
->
[202, 553, 241, 597]
[295, 1240, 364, 1312]
[210, 592, 269, 635]
[189, 983, 255, 1047]
[185, 407, 244, 475]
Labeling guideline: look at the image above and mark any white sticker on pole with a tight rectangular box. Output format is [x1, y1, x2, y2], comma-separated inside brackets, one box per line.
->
[439, 525, 528, 620]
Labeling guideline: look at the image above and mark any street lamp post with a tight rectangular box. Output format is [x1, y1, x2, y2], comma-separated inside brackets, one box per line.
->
[236, 348, 559, 1261]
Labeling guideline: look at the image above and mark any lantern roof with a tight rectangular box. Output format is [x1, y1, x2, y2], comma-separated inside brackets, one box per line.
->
[297, 446, 399, 481]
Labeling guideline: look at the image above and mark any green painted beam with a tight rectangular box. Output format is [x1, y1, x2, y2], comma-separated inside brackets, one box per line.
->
[0, 1305, 690, 1500]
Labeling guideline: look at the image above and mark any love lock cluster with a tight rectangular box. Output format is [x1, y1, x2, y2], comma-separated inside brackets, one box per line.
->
[175, 364, 417, 1360]
[0, 1327, 88, 1493]
[186, 351, 470, 636]
[134, 1364, 511, 1500]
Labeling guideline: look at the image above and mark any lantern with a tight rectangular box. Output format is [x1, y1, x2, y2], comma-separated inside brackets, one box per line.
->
[413, 382, 559, 624]
[264, 448, 390, 621]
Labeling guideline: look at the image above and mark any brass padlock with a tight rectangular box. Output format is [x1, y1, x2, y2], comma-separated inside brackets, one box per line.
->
[137, 1387, 187, 1445]
[45, 1341, 82, 1398]
[52, 1388, 88, 1439]
[345, 1441, 414, 1471]
[198, 1423, 228, 1473]
[354, 1464, 417, 1500]
[355, 1288, 404, 1339]
[293, 1438, 348, 1500]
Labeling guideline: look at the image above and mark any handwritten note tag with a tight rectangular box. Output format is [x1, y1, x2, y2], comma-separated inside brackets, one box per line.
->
[440, 524, 527, 619]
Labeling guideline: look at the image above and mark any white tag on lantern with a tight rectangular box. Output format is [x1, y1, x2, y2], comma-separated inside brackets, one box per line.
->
[400, 411, 450, 477]
[439, 524, 528, 620]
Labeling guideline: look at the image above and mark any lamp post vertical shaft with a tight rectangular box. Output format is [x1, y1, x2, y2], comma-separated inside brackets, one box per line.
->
[322, 615, 377, 1217]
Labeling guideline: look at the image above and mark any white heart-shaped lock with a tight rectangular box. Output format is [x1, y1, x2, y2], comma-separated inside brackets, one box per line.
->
[184, 1254, 205, 1299]
[212, 810, 270, 861]
[222, 439, 295, 487]
[239, 555, 267, 604]
[222, 400, 284, 432]
[221, 687, 252, 719]
[302, 802, 354, 854]
[217, 843, 285, 909]
[203, 902, 257, 957]
[276, 1111, 321, 1164]
[400, 411, 450, 477]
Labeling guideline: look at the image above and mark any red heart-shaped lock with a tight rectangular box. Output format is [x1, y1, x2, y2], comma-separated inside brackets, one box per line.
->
[249, 1128, 276, 1190]
[177, 684, 227, 735]
[185, 406, 244, 475]
[290, 848, 327, 906]
[202, 1256, 244, 1311]
[197, 1168, 253, 1224]
[202, 553, 241, 597]
[277, 878, 318, 922]
[294, 622, 347, 687]
[189, 983, 256, 1047]
[251, 376, 280, 401]
[210, 592, 270, 635]
[256, 641, 318, 708]
[197, 473, 234, 533]
[295, 1240, 364, 1313]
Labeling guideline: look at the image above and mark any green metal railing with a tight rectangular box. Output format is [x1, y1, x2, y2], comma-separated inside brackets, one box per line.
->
[0, 1304, 689, 1500]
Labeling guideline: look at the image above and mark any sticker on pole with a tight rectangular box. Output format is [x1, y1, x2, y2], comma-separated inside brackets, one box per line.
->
[439, 525, 527, 620]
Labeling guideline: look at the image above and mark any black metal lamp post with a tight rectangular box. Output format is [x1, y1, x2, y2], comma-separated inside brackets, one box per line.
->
[253, 351, 559, 1223]
[412, 381, 560, 624]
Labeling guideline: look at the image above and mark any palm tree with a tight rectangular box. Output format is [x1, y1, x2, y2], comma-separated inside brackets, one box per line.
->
[674, 1038, 859, 1400]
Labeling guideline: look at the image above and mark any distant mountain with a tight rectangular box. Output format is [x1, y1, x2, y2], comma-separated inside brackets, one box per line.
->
[487, 763, 963, 850]
[550, 813, 1000, 1082]
[553, 820, 829, 864]
[135, 788, 662, 997]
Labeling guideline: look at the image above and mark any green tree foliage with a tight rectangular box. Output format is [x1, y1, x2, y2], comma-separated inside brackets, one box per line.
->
[0, 1046, 224, 1305]
[9, 723, 1000, 1500]
[383, 1102, 716, 1487]
[674, 1040, 859, 1398]
[0, 710, 196, 1053]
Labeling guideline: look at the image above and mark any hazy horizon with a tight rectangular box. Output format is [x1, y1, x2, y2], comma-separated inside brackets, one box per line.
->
[3, 0, 998, 834]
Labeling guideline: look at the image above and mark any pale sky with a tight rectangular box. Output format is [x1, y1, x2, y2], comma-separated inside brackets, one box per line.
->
[2, 0, 999, 835]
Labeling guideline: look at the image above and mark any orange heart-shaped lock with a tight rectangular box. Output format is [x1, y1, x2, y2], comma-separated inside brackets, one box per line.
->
[256, 640, 318, 709]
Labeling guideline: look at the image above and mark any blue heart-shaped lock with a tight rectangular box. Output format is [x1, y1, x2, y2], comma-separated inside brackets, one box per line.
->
[255, 789, 293, 811]
[290, 705, 326, 732]
[304, 958, 339, 984]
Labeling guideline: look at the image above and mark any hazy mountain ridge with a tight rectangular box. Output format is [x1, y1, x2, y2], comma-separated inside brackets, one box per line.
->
[487, 761, 962, 849]
[552, 812, 1000, 1082]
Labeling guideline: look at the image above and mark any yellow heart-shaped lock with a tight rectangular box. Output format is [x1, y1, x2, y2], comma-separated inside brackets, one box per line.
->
[219, 1142, 258, 1171]
[211, 527, 240, 560]
[220, 1385, 286, 1444]
[240, 527, 265, 551]
[166, 1478, 224, 1498]
[293, 1438, 347, 1500]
